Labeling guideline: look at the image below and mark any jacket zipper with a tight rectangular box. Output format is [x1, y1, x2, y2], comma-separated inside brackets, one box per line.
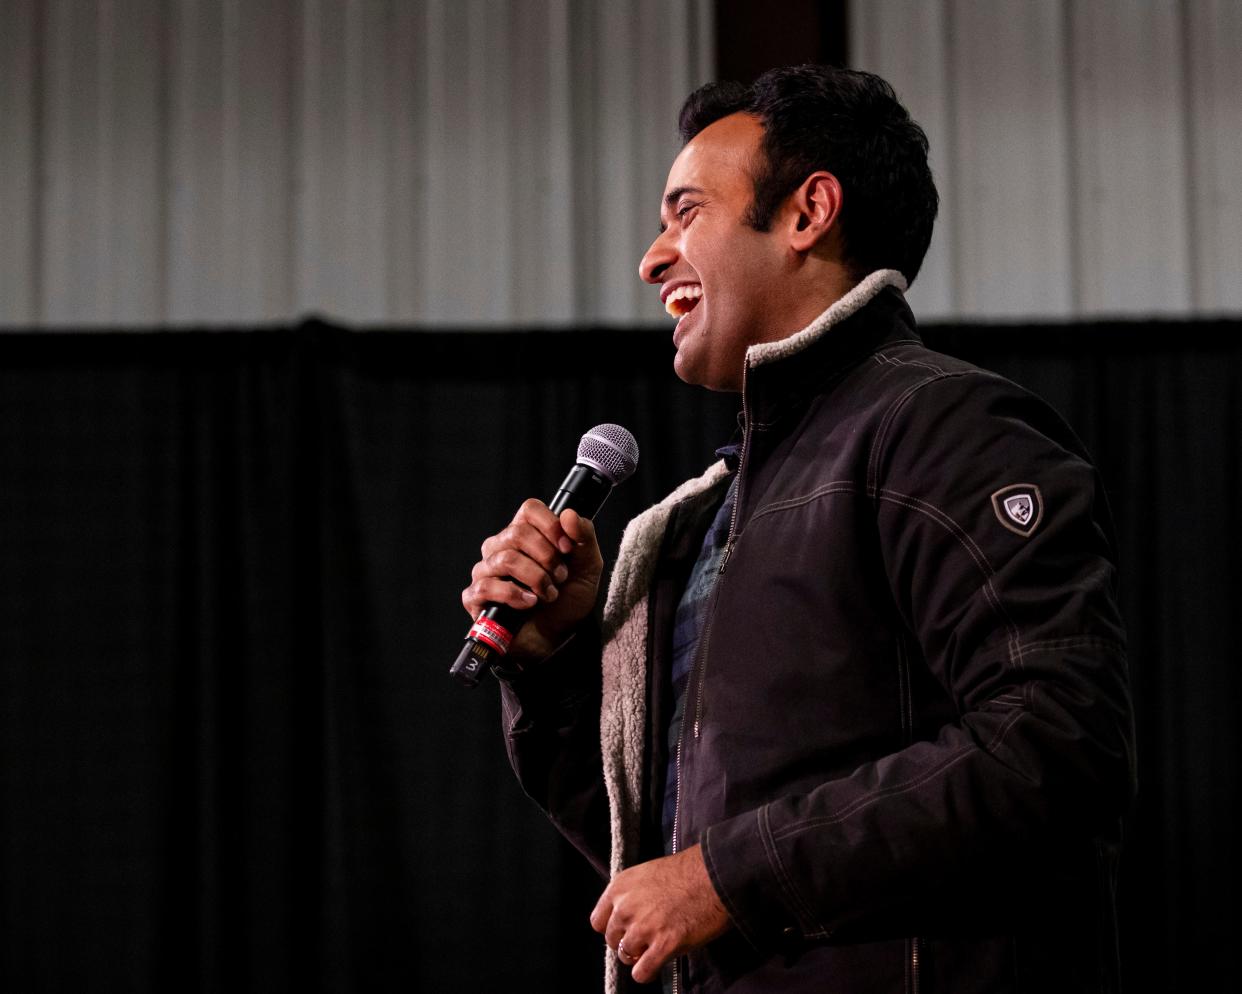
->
[668, 536, 723, 994]
[717, 363, 751, 578]
[670, 365, 753, 994]
[695, 365, 750, 742]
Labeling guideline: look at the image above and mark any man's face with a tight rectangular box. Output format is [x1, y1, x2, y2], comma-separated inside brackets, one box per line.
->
[639, 113, 790, 392]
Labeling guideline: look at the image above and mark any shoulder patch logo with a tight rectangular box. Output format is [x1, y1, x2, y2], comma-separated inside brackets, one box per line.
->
[991, 483, 1044, 538]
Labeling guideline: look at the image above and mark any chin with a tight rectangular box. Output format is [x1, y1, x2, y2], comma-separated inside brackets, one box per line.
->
[674, 357, 738, 393]
[672, 351, 701, 386]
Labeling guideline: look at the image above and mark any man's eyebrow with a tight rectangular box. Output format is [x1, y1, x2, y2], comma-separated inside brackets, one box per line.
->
[664, 185, 705, 210]
[658, 185, 706, 232]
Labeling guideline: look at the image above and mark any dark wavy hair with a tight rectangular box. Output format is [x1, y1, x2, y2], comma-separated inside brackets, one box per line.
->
[678, 65, 938, 285]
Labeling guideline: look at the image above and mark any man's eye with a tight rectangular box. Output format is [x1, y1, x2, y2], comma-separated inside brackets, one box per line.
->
[677, 203, 698, 220]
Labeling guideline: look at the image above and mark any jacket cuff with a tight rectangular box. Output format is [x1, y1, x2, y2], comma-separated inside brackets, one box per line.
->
[496, 619, 601, 721]
[702, 804, 822, 953]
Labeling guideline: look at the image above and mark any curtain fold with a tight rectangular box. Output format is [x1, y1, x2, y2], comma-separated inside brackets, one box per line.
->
[1, 321, 1237, 992]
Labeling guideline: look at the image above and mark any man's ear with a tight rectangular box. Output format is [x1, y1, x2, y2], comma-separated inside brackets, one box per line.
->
[787, 171, 843, 253]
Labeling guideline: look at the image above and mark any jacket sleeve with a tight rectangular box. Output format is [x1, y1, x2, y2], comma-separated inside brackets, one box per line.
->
[700, 370, 1137, 949]
[498, 619, 612, 879]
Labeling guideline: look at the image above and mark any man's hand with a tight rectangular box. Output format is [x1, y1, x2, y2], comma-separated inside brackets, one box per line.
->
[589, 845, 731, 984]
[462, 502, 603, 662]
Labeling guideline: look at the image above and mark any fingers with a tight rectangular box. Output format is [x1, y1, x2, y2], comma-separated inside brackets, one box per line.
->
[512, 497, 575, 555]
[589, 889, 612, 935]
[463, 500, 573, 619]
[590, 850, 733, 984]
[631, 937, 673, 985]
[471, 540, 567, 600]
[615, 939, 637, 965]
[559, 507, 596, 548]
[590, 884, 670, 985]
[461, 576, 537, 617]
[591, 887, 629, 952]
[481, 514, 565, 567]
[612, 927, 673, 985]
[604, 917, 628, 956]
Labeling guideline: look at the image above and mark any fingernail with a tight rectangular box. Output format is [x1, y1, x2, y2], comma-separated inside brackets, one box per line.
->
[554, 564, 569, 583]
[546, 585, 558, 601]
[558, 537, 573, 554]
[521, 590, 537, 604]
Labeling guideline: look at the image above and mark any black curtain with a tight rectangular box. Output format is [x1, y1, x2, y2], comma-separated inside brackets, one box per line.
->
[1, 321, 1237, 992]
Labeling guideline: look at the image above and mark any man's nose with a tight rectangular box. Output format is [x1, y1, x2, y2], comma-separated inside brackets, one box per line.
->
[639, 230, 676, 284]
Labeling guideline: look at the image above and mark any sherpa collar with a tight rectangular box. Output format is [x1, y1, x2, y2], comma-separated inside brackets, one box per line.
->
[746, 268, 908, 368]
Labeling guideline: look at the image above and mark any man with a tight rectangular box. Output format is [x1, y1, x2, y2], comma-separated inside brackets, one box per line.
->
[463, 66, 1135, 992]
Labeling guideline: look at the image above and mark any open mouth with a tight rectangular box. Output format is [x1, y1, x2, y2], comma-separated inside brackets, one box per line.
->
[664, 284, 703, 320]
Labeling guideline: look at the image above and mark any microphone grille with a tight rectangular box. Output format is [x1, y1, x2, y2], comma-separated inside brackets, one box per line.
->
[577, 424, 639, 484]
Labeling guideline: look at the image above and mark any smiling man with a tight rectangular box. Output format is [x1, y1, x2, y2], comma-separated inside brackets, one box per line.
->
[646, 111, 856, 392]
[464, 66, 1135, 993]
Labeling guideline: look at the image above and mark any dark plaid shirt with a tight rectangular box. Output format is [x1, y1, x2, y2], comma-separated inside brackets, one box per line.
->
[661, 444, 740, 853]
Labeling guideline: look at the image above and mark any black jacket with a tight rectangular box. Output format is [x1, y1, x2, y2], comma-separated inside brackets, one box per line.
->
[501, 274, 1136, 993]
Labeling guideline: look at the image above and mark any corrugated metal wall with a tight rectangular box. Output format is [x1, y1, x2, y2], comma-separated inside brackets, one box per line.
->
[5, 1, 1238, 328]
[852, 0, 1242, 320]
[0, 0, 713, 328]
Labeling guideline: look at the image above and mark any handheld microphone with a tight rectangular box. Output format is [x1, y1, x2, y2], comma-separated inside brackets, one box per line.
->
[450, 424, 640, 688]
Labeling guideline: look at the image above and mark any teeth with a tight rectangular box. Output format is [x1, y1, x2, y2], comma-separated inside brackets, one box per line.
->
[664, 284, 703, 318]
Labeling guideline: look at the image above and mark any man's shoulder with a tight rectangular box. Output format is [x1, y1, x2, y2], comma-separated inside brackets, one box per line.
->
[853, 337, 1050, 420]
[859, 341, 1094, 482]
[867, 336, 1002, 385]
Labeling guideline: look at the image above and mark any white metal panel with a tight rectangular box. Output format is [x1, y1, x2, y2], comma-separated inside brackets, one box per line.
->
[423, 0, 563, 326]
[506, 0, 574, 325]
[107, 0, 165, 324]
[230, 0, 298, 322]
[297, 0, 356, 322]
[1069, 0, 1192, 315]
[383, 0, 430, 324]
[0, 0, 713, 328]
[167, 0, 224, 323]
[41, 0, 105, 324]
[949, 0, 1074, 318]
[0, 0, 38, 322]
[1185, 0, 1242, 312]
[851, 0, 956, 319]
[590, 2, 645, 323]
[168, 0, 298, 324]
[850, 0, 1242, 320]
[346, 0, 397, 324]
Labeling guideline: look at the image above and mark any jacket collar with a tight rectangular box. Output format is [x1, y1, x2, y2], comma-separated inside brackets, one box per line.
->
[746, 268, 909, 368]
[741, 269, 919, 425]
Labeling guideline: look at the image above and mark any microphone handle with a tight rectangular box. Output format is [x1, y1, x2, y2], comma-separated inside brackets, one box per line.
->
[450, 464, 614, 688]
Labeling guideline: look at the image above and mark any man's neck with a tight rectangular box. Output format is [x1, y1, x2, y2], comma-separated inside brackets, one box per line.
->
[756, 263, 859, 347]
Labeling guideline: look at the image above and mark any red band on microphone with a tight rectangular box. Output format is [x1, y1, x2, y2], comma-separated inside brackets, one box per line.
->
[469, 615, 514, 655]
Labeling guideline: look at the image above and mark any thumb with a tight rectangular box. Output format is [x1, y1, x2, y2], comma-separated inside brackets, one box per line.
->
[559, 509, 603, 580]
[560, 508, 598, 552]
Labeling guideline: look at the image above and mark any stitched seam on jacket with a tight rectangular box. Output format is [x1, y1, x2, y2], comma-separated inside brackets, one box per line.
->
[747, 482, 859, 524]
[875, 490, 1023, 674]
[771, 709, 1026, 842]
[866, 371, 972, 497]
[874, 350, 947, 375]
[1014, 636, 1126, 657]
[982, 706, 1026, 753]
[702, 827, 762, 950]
[759, 804, 829, 936]
[771, 744, 974, 841]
